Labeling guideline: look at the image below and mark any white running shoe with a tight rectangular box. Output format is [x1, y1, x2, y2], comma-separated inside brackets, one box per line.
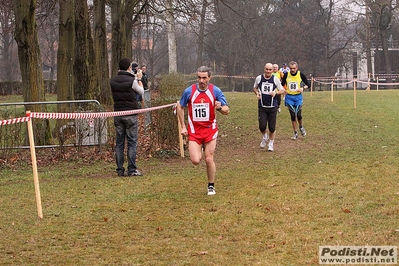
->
[268, 143, 274, 152]
[300, 127, 307, 137]
[260, 134, 268, 149]
[207, 186, 216, 196]
[291, 131, 299, 140]
[260, 138, 267, 149]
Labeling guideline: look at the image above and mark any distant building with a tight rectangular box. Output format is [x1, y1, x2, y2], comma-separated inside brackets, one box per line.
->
[335, 39, 399, 89]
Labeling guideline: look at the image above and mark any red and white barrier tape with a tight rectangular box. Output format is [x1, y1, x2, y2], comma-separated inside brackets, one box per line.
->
[213, 74, 257, 79]
[313, 77, 353, 81]
[30, 103, 176, 120]
[372, 74, 399, 78]
[0, 103, 176, 126]
[0, 116, 31, 126]
[313, 79, 399, 86]
[187, 74, 257, 83]
[313, 80, 354, 85]
[356, 80, 399, 86]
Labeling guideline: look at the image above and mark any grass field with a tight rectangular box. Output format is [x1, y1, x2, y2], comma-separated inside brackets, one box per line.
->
[1, 90, 399, 265]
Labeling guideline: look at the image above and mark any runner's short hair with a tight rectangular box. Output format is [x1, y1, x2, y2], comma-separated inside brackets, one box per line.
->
[197, 66, 212, 77]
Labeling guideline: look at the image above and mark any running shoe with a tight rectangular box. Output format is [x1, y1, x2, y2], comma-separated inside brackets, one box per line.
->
[291, 131, 299, 140]
[207, 186, 216, 196]
[260, 135, 268, 149]
[300, 126, 307, 137]
[268, 143, 274, 152]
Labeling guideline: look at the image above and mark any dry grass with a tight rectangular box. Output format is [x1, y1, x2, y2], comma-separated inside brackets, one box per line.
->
[1, 90, 399, 265]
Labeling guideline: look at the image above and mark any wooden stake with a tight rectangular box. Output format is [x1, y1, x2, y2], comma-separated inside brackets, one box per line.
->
[26, 111, 43, 219]
[178, 118, 184, 157]
[175, 102, 184, 157]
[310, 77, 314, 97]
[353, 79, 357, 109]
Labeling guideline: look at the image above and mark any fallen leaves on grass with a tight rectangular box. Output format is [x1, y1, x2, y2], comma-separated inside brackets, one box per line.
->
[209, 207, 217, 212]
[192, 251, 208, 256]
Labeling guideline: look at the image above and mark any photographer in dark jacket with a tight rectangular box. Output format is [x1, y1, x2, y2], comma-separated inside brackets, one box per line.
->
[110, 57, 144, 176]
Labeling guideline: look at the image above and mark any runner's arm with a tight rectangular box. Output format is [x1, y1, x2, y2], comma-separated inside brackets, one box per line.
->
[300, 72, 311, 88]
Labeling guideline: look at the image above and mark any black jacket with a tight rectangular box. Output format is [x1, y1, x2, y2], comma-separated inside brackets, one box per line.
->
[110, 71, 139, 111]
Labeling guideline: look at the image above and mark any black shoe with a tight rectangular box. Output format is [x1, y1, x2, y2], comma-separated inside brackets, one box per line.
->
[128, 170, 143, 176]
[117, 172, 125, 177]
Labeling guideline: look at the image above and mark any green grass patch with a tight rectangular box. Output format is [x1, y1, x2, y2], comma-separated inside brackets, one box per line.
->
[1, 90, 399, 265]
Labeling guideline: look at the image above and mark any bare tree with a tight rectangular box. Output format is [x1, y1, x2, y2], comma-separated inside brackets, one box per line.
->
[57, 0, 74, 104]
[367, 0, 396, 78]
[196, 0, 211, 67]
[74, 0, 97, 100]
[93, 0, 112, 104]
[141, 10, 169, 76]
[301, 0, 358, 76]
[13, 0, 45, 102]
[206, 0, 273, 76]
[13, 0, 48, 144]
[108, 1, 126, 77]
[1, 0, 19, 81]
[350, 0, 398, 77]
[165, 1, 177, 73]
[148, 0, 200, 73]
[36, 0, 58, 91]
[107, 0, 147, 76]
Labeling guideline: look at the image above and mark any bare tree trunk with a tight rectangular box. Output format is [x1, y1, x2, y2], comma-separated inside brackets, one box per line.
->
[125, 11, 134, 60]
[196, 0, 209, 67]
[46, 36, 57, 93]
[378, 3, 393, 82]
[74, 0, 89, 100]
[1, 0, 18, 81]
[366, 0, 394, 81]
[110, 1, 127, 77]
[125, 2, 148, 64]
[74, 0, 96, 100]
[94, 0, 111, 105]
[380, 30, 393, 81]
[365, 10, 373, 76]
[13, 0, 48, 144]
[57, 0, 75, 105]
[166, 0, 177, 73]
[131, 18, 140, 61]
[56, 0, 75, 148]
[14, 0, 45, 102]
